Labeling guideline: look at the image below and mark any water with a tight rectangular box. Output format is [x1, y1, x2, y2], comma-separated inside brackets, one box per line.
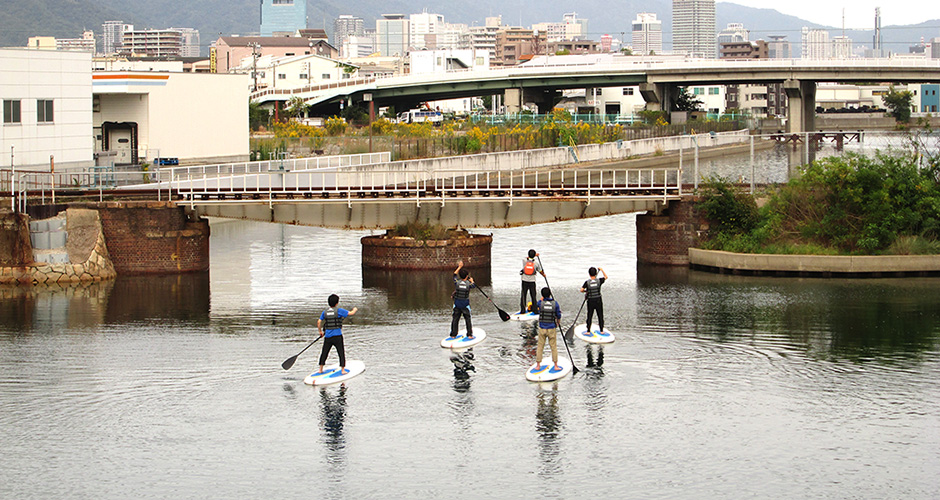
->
[3, 215, 939, 498]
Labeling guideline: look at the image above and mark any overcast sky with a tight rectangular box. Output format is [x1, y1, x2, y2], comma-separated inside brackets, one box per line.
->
[725, 1, 937, 28]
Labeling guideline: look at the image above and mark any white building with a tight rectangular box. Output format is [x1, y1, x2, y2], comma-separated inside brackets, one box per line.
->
[409, 49, 489, 74]
[103, 21, 133, 55]
[92, 72, 249, 165]
[832, 35, 853, 59]
[120, 28, 200, 58]
[1, 49, 93, 171]
[802, 28, 831, 59]
[632, 13, 663, 55]
[376, 14, 410, 57]
[673, 0, 716, 58]
[410, 12, 445, 50]
[333, 15, 365, 51]
[236, 53, 357, 92]
[717, 23, 749, 45]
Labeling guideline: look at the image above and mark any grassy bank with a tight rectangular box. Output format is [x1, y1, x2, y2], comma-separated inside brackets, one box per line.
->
[698, 138, 940, 255]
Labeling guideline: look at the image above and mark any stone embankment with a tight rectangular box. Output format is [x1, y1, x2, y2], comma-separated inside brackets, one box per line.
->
[689, 248, 940, 277]
[1, 209, 117, 285]
[362, 233, 492, 270]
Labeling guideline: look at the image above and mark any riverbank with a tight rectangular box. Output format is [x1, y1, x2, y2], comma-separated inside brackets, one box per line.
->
[689, 247, 940, 277]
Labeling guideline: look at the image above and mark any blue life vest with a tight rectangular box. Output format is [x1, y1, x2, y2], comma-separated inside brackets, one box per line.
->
[539, 299, 556, 325]
[323, 308, 343, 330]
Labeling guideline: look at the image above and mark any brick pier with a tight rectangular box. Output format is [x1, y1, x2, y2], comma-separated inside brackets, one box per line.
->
[636, 196, 709, 266]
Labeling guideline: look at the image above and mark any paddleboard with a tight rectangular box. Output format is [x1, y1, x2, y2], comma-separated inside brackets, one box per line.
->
[441, 328, 487, 349]
[573, 324, 616, 344]
[525, 355, 572, 382]
[509, 311, 538, 321]
[304, 360, 365, 386]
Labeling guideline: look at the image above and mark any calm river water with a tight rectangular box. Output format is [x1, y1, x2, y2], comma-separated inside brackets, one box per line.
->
[2, 214, 939, 499]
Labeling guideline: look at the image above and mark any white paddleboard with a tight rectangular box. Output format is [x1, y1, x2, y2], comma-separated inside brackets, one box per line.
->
[525, 355, 573, 382]
[509, 311, 538, 321]
[304, 360, 365, 386]
[573, 324, 616, 344]
[441, 328, 487, 349]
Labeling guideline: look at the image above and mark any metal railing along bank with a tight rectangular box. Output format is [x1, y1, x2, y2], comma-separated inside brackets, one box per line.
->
[177, 167, 682, 208]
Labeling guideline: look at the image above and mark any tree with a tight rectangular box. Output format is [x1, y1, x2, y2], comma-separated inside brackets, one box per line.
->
[620, 48, 633, 56]
[882, 85, 913, 123]
[249, 101, 270, 130]
[285, 96, 307, 120]
[674, 87, 703, 112]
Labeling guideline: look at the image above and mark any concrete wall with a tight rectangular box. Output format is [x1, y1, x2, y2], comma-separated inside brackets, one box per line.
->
[0, 49, 93, 170]
[689, 248, 940, 276]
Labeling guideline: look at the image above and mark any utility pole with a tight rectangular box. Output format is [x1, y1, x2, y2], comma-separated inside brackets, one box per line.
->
[251, 43, 261, 91]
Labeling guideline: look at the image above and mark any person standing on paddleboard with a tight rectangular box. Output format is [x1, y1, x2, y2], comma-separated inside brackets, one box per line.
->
[580, 266, 608, 333]
[519, 249, 545, 314]
[535, 287, 562, 371]
[449, 260, 476, 339]
[317, 294, 358, 375]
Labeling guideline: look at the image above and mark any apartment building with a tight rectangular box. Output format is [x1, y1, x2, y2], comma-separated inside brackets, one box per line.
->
[494, 28, 546, 66]
[632, 13, 663, 55]
[673, 0, 716, 58]
[120, 28, 200, 58]
[260, 0, 307, 36]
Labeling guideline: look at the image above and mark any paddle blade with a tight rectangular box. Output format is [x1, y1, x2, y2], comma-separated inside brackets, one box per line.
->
[498, 308, 511, 322]
[281, 355, 298, 370]
[564, 324, 576, 342]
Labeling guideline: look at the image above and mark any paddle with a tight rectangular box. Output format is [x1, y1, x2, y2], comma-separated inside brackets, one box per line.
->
[564, 296, 588, 342]
[281, 336, 322, 370]
[475, 286, 511, 321]
[535, 254, 580, 375]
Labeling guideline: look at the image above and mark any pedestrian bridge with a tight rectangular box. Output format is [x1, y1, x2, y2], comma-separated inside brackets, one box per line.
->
[150, 130, 741, 229]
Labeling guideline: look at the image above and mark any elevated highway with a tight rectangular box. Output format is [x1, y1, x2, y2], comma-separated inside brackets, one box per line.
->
[250, 58, 940, 134]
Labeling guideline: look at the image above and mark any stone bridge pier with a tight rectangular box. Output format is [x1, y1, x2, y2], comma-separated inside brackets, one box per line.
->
[636, 196, 709, 265]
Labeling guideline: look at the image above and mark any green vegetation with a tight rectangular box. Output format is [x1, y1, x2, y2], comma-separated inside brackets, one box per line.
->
[699, 148, 940, 255]
[387, 221, 469, 242]
[882, 85, 913, 124]
[674, 87, 703, 112]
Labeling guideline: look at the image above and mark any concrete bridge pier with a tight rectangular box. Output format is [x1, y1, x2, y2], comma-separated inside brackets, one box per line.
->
[639, 82, 678, 115]
[505, 88, 523, 114]
[784, 80, 817, 134]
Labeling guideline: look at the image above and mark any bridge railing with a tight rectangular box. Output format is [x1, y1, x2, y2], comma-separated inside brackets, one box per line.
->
[157, 152, 390, 180]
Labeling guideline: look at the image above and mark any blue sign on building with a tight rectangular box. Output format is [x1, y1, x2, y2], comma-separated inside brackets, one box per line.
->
[260, 0, 307, 36]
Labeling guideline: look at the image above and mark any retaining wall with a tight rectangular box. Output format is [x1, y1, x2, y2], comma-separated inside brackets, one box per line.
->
[689, 248, 940, 277]
[362, 233, 492, 270]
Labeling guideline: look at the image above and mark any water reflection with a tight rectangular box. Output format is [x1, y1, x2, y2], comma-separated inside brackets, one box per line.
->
[584, 345, 605, 372]
[105, 273, 210, 324]
[535, 389, 562, 478]
[319, 385, 347, 463]
[450, 349, 476, 388]
[363, 268, 492, 311]
[0, 281, 113, 332]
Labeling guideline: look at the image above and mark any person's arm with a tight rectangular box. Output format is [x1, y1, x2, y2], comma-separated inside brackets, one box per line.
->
[346, 307, 358, 317]
[555, 302, 562, 320]
[469, 277, 475, 288]
[454, 260, 463, 277]
[599, 267, 608, 280]
[580, 280, 588, 293]
[317, 316, 325, 337]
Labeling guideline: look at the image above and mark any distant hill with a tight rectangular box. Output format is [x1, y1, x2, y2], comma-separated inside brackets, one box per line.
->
[0, 0, 936, 57]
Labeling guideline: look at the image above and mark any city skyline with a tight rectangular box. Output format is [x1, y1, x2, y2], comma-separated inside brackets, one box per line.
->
[727, 0, 934, 28]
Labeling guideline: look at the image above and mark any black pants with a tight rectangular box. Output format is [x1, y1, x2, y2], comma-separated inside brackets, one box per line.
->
[450, 305, 472, 337]
[520, 281, 538, 313]
[319, 335, 346, 367]
[586, 297, 604, 332]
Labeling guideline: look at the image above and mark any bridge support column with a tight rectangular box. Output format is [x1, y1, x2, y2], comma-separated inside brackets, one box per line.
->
[504, 88, 523, 114]
[636, 197, 708, 266]
[784, 80, 816, 134]
[639, 82, 678, 116]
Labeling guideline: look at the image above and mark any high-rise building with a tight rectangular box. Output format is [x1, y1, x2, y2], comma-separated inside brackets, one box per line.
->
[600, 34, 612, 53]
[410, 12, 445, 50]
[767, 35, 791, 59]
[376, 14, 410, 57]
[673, 0, 716, 58]
[832, 35, 852, 59]
[333, 15, 364, 52]
[260, 0, 306, 37]
[120, 28, 200, 58]
[801, 27, 831, 59]
[717, 23, 749, 45]
[632, 13, 663, 55]
[103, 21, 133, 55]
[56, 31, 97, 52]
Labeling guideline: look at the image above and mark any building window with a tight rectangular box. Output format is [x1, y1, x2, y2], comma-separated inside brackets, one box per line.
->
[623, 87, 634, 95]
[708, 87, 719, 95]
[3, 99, 21, 124]
[322, 74, 331, 79]
[693, 87, 703, 95]
[299, 73, 308, 80]
[37, 99, 54, 123]
[272, 0, 293, 4]
[277, 73, 286, 80]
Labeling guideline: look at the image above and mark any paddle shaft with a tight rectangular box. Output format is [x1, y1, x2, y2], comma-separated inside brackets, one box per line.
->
[535, 254, 580, 374]
[565, 296, 588, 340]
[474, 286, 511, 321]
[281, 336, 322, 370]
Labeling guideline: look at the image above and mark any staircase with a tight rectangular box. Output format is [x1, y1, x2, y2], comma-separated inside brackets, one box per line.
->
[29, 215, 70, 265]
